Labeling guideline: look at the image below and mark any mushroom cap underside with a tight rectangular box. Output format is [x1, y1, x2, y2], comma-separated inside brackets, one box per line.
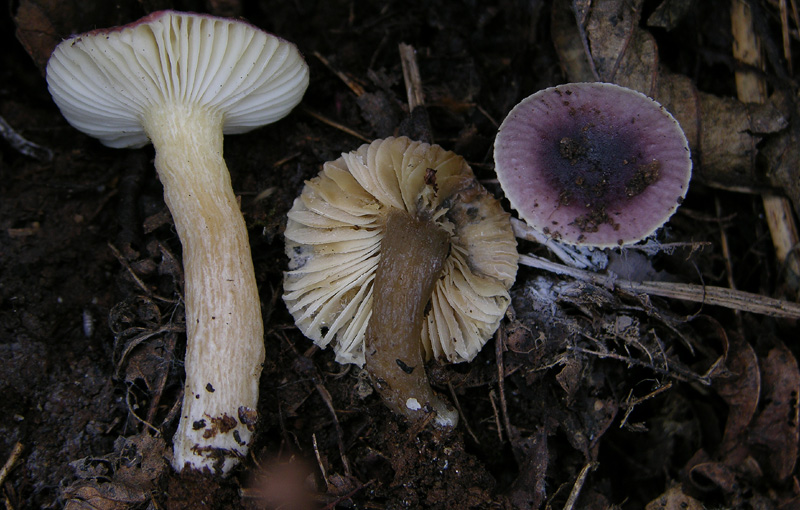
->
[494, 82, 692, 247]
[46, 10, 309, 148]
[283, 137, 519, 366]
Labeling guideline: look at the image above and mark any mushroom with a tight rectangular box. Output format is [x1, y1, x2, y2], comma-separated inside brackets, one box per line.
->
[46, 10, 309, 473]
[494, 82, 692, 247]
[283, 137, 518, 426]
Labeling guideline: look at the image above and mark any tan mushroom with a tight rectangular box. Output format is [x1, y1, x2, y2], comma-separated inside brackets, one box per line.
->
[284, 137, 518, 426]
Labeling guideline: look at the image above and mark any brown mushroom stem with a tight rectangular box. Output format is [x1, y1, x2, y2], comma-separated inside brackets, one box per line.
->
[144, 105, 265, 472]
[365, 209, 459, 427]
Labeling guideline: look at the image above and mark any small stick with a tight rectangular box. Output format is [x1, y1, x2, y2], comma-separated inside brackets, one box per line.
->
[0, 116, 52, 161]
[495, 327, 514, 441]
[519, 253, 800, 319]
[715, 196, 744, 332]
[780, 0, 793, 74]
[488, 390, 504, 443]
[397, 43, 435, 143]
[562, 461, 597, 510]
[398, 43, 425, 110]
[313, 51, 366, 97]
[312, 433, 330, 491]
[0, 442, 24, 487]
[447, 381, 480, 444]
[313, 381, 352, 477]
[619, 382, 673, 428]
[126, 385, 162, 435]
[300, 106, 371, 143]
[108, 242, 152, 296]
[280, 331, 353, 477]
[570, 344, 711, 384]
[715, 197, 738, 293]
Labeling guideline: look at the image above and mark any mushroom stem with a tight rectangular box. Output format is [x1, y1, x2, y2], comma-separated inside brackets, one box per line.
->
[365, 209, 459, 427]
[144, 104, 265, 473]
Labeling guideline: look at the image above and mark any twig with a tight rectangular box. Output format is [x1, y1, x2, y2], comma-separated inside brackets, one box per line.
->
[715, 196, 744, 334]
[280, 332, 353, 477]
[619, 382, 673, 428]
[300, 106, 370, 143]
[0, 116, 52, 161]
[447, 381, 480, 444]
[126, 385, 162, 436]
[160, 388, 183, 430]
[570, 344, 710, 385]
[715, 196, 738, 293]
[495, 327, 514, 441]
[780, 0, 793, 74]
[108, 242, 152, 296]
[562, 461, 597, 510]
[398, 43, 425, 110]
[107, 242, 176, 303]
[312, 433, 330, 491]
[313, 381, 352, 477]
[519, 253, 800, 319]
[115, 325, 184, 377]
[488, 390, 504, 443]
[0, 442, 24, 487]
[271, 153, 301, 169]
[313, 51, 366, 97]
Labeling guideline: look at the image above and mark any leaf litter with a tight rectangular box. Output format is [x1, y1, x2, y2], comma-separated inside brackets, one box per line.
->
[1, 0, 799, 509]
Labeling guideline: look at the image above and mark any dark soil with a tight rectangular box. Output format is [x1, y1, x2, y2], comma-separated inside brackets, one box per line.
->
[2, 1, 799, 509]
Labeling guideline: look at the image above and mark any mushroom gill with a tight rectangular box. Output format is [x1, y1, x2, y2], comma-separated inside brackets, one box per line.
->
[283, 137, 518, 425]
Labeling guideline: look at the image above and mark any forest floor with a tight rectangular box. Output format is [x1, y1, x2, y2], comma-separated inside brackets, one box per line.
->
[2, 0, 800, 509]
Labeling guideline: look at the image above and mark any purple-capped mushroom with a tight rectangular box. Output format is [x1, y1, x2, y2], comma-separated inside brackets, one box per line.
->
[494, 82, 691, 247]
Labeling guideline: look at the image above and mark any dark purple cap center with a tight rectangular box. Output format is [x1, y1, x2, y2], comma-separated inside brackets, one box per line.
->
[494, 82, 691, 247]
[539, 102, 660, 232]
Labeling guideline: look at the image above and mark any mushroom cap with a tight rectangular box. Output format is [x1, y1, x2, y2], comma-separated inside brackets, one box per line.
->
[283, 137, 518, 366]
[494, 82, 691, 247]
[46, 10, 309, 148]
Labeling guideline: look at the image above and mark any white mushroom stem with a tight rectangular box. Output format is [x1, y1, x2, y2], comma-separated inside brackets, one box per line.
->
[365, 209, 459, 428]
[144, 104, 265, 473]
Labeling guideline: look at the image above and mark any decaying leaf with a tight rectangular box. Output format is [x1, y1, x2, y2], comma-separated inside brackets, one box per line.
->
[683, 331, 800, 497]
[713, 333, 760, 453]
[63, 433, 167, 509]
[645, 484, 705, 510]
[506, 428, 548, 510]
[646, 0, 694, 31]
[550, 0, 791, 202]
[749, 342, 800, 481]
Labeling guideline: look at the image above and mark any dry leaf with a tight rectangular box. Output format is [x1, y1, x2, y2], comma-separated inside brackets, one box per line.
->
[645, 484, 705, 510]
[714, 333, 760, 453]
[63, 433, 167, 509]
[749, 342, 800, 481]
[506, 427, 548, 510]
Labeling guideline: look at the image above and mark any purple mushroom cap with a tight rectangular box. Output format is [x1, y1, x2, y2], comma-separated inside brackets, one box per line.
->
[494, 82, 691, 247]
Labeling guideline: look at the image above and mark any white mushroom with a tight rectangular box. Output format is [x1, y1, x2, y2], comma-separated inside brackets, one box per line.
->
[284, 137, 518, 426]
[46, 10, 309, 473]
